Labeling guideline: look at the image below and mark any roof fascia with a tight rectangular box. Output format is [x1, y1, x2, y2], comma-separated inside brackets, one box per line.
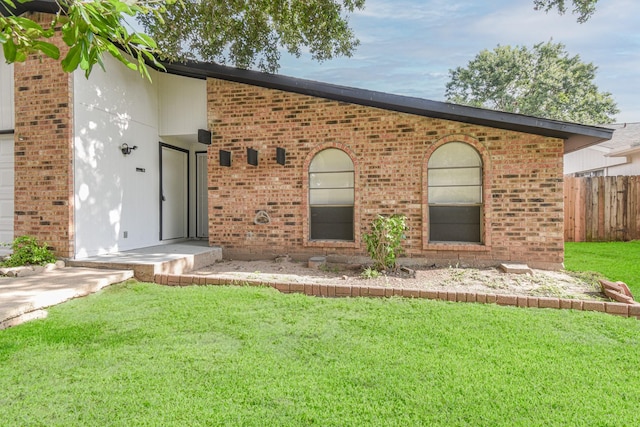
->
[0, 0, 60, 16]
[164, 61, 613, 153]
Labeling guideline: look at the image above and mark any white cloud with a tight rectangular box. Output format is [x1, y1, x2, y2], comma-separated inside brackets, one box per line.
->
[355, 0, 469, 21]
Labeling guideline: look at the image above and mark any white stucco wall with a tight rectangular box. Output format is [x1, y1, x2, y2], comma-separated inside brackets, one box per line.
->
[0, 50, 14, 131]
[73, 57, 162, 257]
[73, 56, 209, 258]
[158, 73, 207, 138]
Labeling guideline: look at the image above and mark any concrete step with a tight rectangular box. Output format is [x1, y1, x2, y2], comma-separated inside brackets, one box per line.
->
[68, 243, 222, 282]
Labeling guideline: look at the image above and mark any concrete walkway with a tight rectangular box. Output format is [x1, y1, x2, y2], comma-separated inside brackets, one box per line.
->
[0, 267, 134, 329]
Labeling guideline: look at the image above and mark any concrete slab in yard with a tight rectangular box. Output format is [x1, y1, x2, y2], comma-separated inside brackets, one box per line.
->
[0, 267, 133, 329]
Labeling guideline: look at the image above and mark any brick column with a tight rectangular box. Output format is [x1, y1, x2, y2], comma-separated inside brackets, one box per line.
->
[13, 13, 74, 258]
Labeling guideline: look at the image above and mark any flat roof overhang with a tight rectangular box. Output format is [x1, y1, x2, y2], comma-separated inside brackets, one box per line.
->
[164, 61, 613, 154]
[0, 0, 60, 15]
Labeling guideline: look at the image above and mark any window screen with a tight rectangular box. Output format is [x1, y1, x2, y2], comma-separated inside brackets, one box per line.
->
[428, 142, 482, 243]
[309, 149, 354, 240]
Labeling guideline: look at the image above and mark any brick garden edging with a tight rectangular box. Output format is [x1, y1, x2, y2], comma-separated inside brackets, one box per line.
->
[153, 274, 640, 319]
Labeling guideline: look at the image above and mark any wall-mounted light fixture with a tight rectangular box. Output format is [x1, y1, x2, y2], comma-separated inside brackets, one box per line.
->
[120, 143, 138, 156]
[247, 148, 258, 166]
[198, 129, 212, 145]
[219, 150, 231, 167]
[276, 147, 286, 165]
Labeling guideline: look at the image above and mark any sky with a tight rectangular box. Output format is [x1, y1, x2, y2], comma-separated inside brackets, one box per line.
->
[278, 0, 640, 124]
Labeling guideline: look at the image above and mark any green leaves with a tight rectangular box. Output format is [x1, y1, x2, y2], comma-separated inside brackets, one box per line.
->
[60, 42, 82, 72]
[137, 0, 364, 73]
[363, 214, 408, 271]
[2, 37, 16, 61]
[445, 41, 619, 125]
[1, 0, 167, 80]
[31, 40, 59, 58]
[1, 235, 57, 267]
[2, 0, 360, 77]
[56, 0, 167, 79]
[533, 0, 598, 23]
[1, 9, 60, 62]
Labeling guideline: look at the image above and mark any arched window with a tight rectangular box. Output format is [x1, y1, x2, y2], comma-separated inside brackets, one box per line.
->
[309, 148, 354, 240]
[428, 142, 482, 243]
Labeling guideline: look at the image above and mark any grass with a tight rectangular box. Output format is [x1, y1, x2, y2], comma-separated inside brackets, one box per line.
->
[1, 282, 639, 426]
[565, 240, 640, 296]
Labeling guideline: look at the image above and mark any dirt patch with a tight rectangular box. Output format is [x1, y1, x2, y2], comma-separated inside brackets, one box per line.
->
[192, 259, 606, 301]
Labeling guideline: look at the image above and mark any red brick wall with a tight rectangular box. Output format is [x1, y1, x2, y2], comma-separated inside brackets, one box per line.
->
[13, 13, 74, 258]
[207, 78, 565, 269]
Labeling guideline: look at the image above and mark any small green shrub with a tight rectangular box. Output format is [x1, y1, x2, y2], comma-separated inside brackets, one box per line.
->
[360, 267, 381, 280]
[363, 214, 408, 271]
[1, 236, 57, 267]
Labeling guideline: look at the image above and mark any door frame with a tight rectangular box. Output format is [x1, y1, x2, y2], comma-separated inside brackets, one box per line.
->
[159, 142, 190, 241]
[195, 150, 208, 238]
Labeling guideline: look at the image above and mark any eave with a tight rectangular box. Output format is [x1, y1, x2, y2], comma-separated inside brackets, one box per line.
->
[164, 61, 613, 154]
[0, 0, 60, 16]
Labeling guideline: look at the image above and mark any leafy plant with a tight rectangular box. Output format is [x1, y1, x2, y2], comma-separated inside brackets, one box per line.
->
[360, 267, 380, 280]
[1, 0, 172, 79]
[1, 235, 56, 267]
[363, 214, 408, 271]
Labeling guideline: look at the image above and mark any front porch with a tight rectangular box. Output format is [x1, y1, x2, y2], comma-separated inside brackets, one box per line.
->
[68, 241, 222, 282]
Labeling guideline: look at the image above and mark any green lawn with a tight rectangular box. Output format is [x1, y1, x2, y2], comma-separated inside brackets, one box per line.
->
[565, 240, 640, 296]
[1, 282, 639, 426]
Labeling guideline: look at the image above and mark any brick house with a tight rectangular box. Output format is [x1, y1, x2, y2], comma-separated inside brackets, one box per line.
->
[0, 7, 613, 269]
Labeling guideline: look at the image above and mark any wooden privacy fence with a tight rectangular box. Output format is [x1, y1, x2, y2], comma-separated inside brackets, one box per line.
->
[564, 176, 640, 242]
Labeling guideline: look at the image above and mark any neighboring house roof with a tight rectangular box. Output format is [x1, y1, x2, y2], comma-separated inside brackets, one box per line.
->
[563, 122, 640, 176]
[5, 0, 614, 153]
[599, 123, 640, 157]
